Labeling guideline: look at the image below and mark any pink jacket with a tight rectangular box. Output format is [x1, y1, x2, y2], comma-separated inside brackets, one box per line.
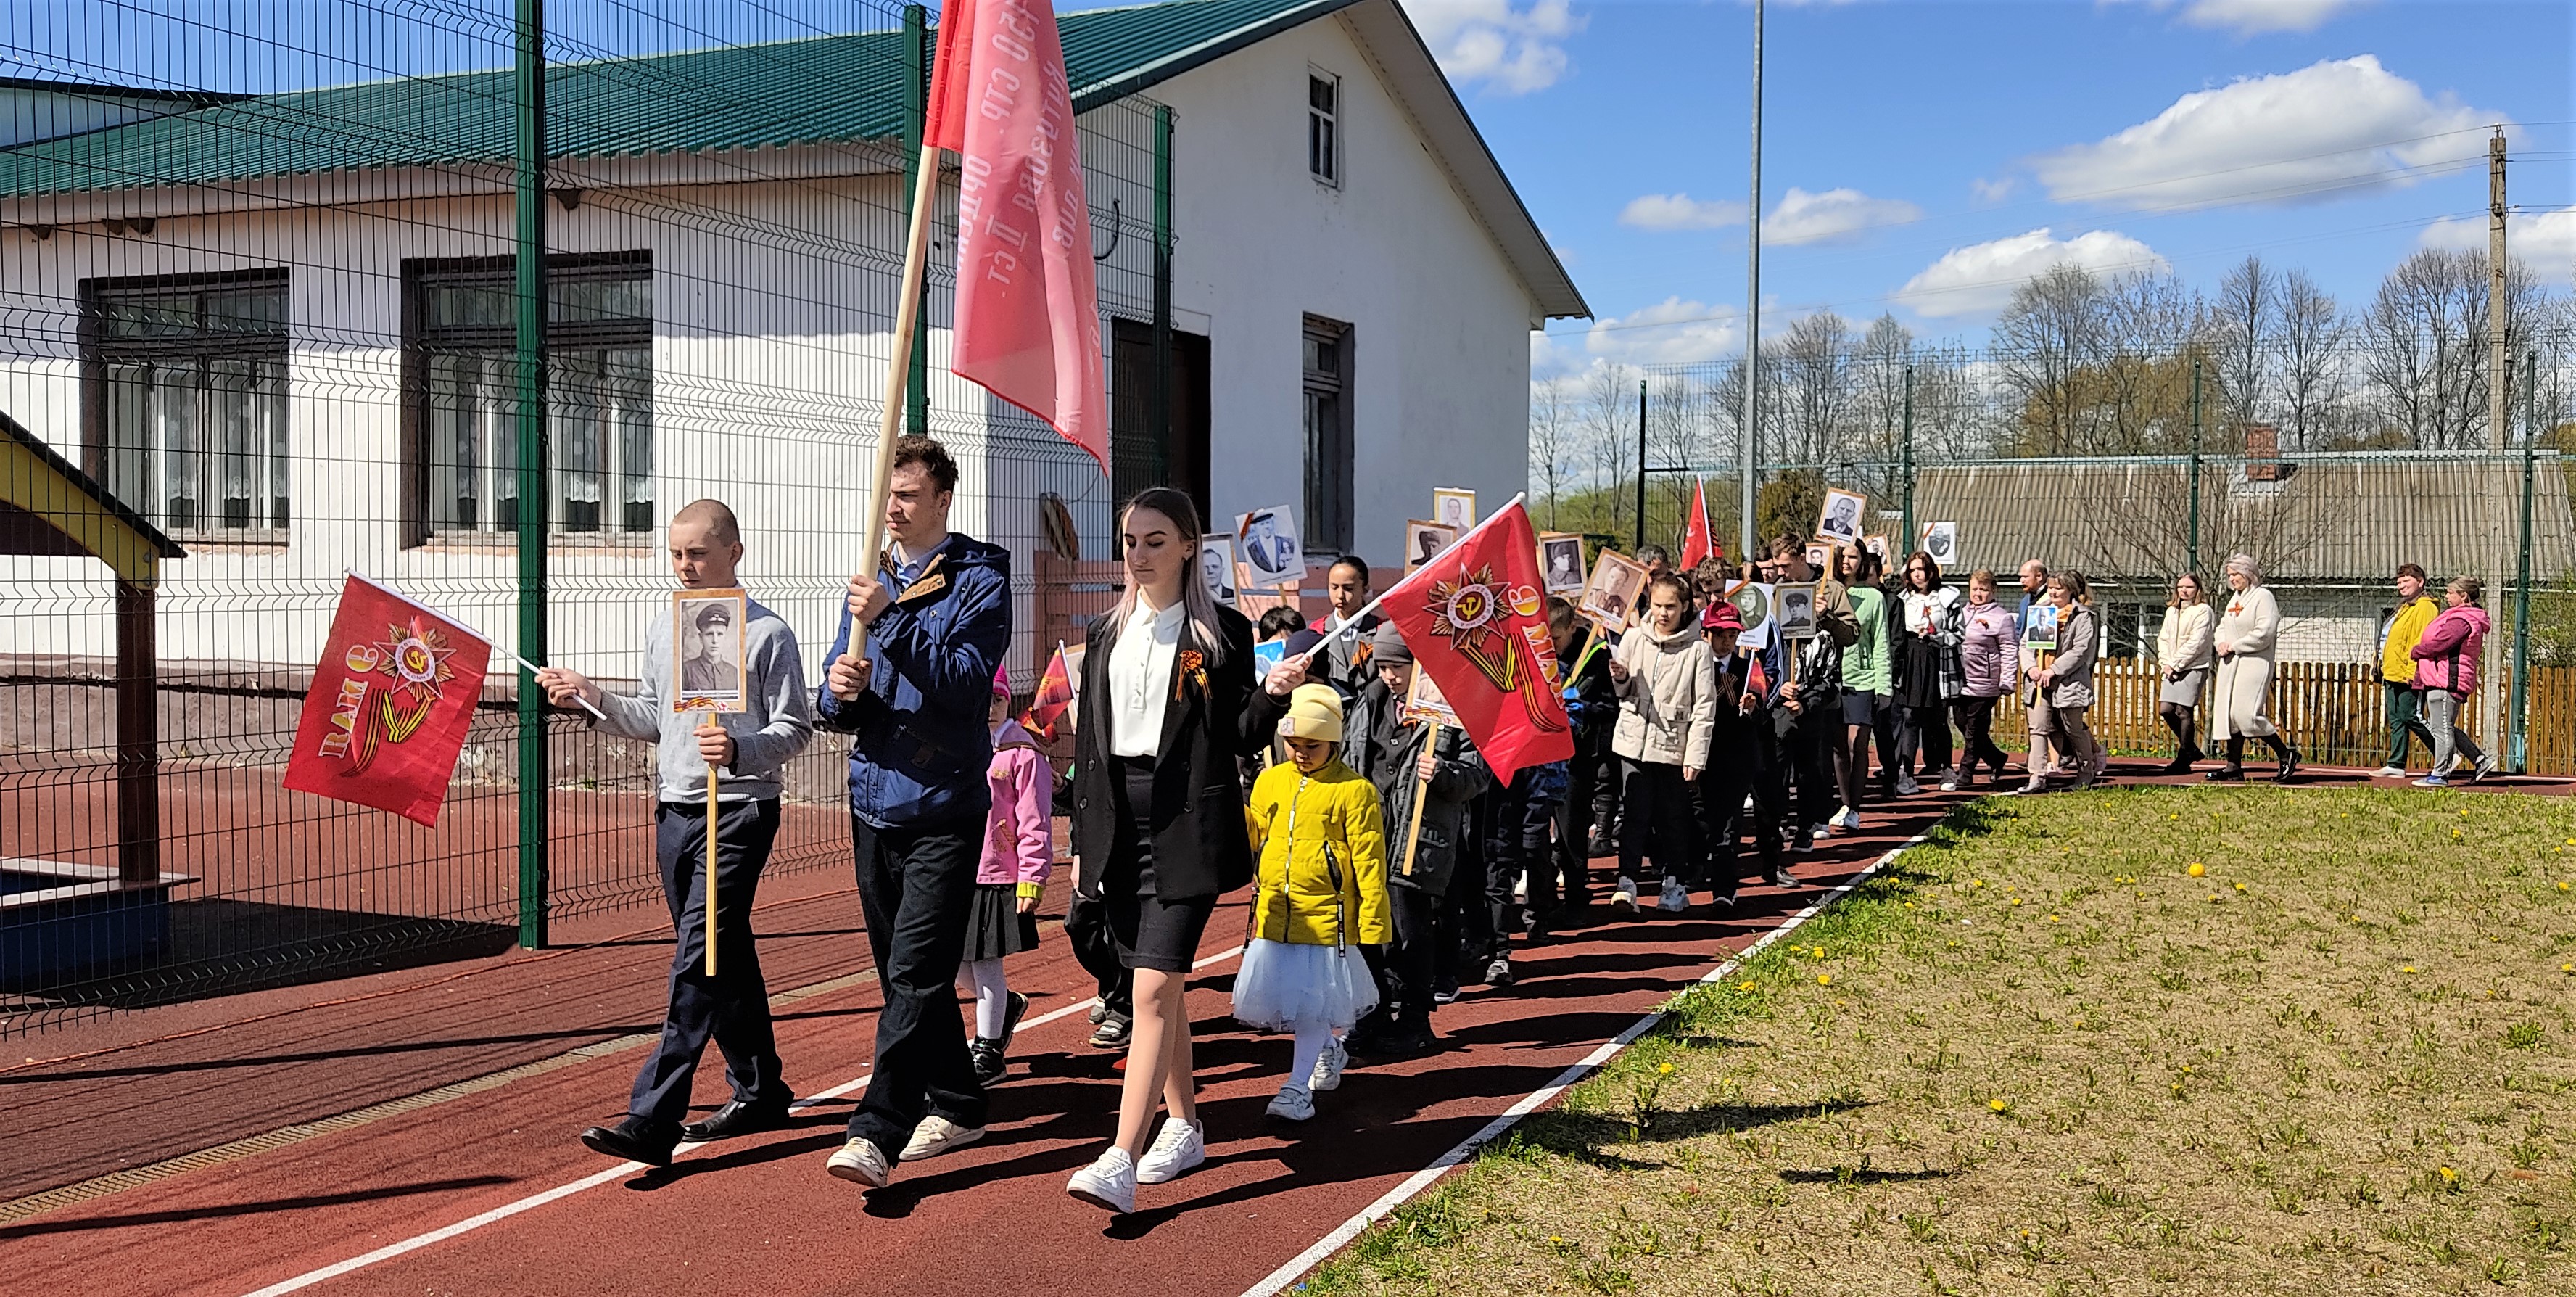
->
[981, 718, 1055, 890]
[2408, 604, 2488, 699]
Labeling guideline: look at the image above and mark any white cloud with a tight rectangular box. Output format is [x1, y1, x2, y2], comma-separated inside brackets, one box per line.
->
[1400, 0, 1582, 95]
[2032, 55, 2499, 212]
[1618, 192, 1746, 231]
[1971, 176, 2017, 204]
[2420, 207, 2576, 275]
[2176, 0, 2363, 36]
[1764, 186, 1921, 245]
[1579, 297, 1744, 366]
[1895, 228, 2168, 319]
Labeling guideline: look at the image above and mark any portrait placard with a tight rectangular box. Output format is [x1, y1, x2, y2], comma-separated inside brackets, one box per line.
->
[1432, 487, 1478, 531]
[1920, 521, 1958, 569]
[1403, 664, 1458, 727]
[1775, 584, 1819, 641]
[673, 588, 748, 712]
[1405, 519, 1458, 571]
[1539, 532, 1586, 595]
[1578, 548, 1650, 635]
[1723, 580, 1775, 653]
[1815, 487, 1867, 550]
[1200, 536, 1238, 606]
[1234, 506, 1303, 588]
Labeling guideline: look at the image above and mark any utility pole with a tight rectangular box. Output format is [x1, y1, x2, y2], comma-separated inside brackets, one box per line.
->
[2488, 128, 2509, 453]
[1737, 0, 1763, 564]
[1633, 379, 1648, 549]
[2188, 359, 2203, 581]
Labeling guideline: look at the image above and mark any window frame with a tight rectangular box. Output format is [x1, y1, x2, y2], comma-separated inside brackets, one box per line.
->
[78, 268, 292, 544]
[1301, 313, 1354, 553]
[1307, 70, 1340, 187]
[397, 250, 654, 548]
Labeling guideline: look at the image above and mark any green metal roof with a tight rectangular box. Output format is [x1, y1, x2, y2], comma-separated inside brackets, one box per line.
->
[0, 0, 1357, 199]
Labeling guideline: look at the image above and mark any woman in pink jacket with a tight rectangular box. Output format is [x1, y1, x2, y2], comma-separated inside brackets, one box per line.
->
[2408, 577, 2495, 787]
[963, 667, 1054, 1084]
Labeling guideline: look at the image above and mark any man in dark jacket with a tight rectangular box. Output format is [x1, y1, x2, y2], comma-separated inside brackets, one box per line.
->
[814, 437, 1013, 1188]
[1345, 623, 1488, 1057]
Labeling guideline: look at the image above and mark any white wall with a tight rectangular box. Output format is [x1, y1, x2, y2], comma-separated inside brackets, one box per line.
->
[1152, 15, 1540, 567]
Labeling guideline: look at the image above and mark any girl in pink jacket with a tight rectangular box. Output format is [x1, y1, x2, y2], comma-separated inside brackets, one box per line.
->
[2408, 577, 2494, 786]
[964, 667, 1054, 1085]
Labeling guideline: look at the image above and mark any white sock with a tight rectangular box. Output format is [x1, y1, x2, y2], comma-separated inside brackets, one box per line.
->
[1288, 1022, 1332, 1089]
[960, 958, 1010, 1039]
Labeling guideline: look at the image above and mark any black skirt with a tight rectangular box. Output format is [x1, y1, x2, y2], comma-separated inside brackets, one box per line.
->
[1104, 755, 1216, 973]
[1897, 638, 1949, 711]
[963, 882, 1041, 963]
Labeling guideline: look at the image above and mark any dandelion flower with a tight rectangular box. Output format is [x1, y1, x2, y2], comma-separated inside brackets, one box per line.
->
[2559, 881, 2570, 892]
[2048, 914, 2061, 923]
[2187, 862, 2206, 878]
[2560, 963, 2573, 973]
[1658, 1062, 1675, 1076]
[1989, 1098, 2010, 1112]
[1817, 973, 1833, 986]
[2438, 1166, 2459, 1182]
[2403, 965, 2419, 973]
[2012, 897, 2024, 907]
[2234, 882, 2248, 892]
[1739, 980, 1758, 991]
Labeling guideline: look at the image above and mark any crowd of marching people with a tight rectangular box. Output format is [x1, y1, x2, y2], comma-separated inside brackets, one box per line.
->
[531, 436, 2502, 1217]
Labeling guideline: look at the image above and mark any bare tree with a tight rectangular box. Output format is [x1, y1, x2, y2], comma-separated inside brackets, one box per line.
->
[1582, 361, 1638, 538]
[2208, 255, 2278, 432]
[1852, 313, 1912, 461]
[1994, 263, 2108, 456]
[1776, 310, 1854, 466]
[2363, 249, 2487, 449]
[2275, 269, 2347, 451]
[1528, 372, 1576, 529]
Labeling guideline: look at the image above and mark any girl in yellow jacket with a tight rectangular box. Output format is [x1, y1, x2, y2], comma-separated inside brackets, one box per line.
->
[1235, 683, 1390, 1122]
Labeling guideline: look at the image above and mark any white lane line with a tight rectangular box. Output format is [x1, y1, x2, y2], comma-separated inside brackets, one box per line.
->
[242, 945, 1247, 1296]
[1237, 833, 1939, 1297]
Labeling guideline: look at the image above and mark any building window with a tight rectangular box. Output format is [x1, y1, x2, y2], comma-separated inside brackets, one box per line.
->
[83, 271, 289, 535]
[1302, 315, 1353, 552]
[1308, 73, 1339, 185]
[402, 253, 652, 542]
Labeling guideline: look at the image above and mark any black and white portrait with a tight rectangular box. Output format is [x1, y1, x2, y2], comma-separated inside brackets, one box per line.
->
[1541, 534, 1585, 595]
[1432, 488, 1477, 531]
[1815, 487, 1866, 548]
[1200, 537, 1238, 606]
[1775, 586, 1817, 641]
[1235, 507, 1303, 586]
[1921, 521, 1957, 569]
[673, 588, 747, 710]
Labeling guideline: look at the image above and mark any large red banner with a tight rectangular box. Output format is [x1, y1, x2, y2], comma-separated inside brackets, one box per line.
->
[925, 0, 1108, 473]
[281, 575, 492, 827]
[1378, 502, 1575, 784]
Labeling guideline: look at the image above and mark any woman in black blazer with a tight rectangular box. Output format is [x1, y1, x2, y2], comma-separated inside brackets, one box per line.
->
[1064, 487, 1298, 1214]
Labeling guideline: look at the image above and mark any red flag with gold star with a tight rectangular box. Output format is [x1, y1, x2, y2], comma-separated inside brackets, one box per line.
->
[283, 574, 492, 826]
[1376, 501, 1574, 783]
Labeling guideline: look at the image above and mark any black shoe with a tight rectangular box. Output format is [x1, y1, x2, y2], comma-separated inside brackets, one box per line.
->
[1432, 981, 1462, 1005]
[969, 1038, 1007, 1088]
[2276, 745, 2300, 781]
[1769, 867, 1800, 889]
[678, 1099, 792, 1144]
[1485, 955, 1516, 988]
[580, 1116, 680, 1167]
[1088, 1013, 1131, 1051]
[1383, 1022, 1439, 1056]
[1585, 833, 1616, 857]
[994, 990, 1030, 1050]
[1562, 888, 1594, 910]
[2205, 765, 2245, 783]
[1710, 888, 1738, 909]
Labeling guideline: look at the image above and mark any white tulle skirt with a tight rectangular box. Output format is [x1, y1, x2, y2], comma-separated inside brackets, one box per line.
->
[1231, 939, 1379, 1033]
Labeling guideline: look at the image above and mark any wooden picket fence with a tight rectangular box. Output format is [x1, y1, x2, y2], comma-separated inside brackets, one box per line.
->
[1991, 657, 2576, 773]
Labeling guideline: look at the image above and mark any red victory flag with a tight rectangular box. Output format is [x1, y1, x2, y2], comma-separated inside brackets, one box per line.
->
[927, 0, 1107, 473]
[1378, 501, 1574, 784]
[1679, 477, 1718, 569]
[1021, 643, 1081, 741]
[282, 575, 492, 827]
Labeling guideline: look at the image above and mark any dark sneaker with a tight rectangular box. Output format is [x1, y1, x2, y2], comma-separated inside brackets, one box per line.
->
[1484, 955, 1515, 988]
[1432, 981, 1462, 1005]
[1769, 867, 1801, 889]
[1089, 1013, 1132, 1051]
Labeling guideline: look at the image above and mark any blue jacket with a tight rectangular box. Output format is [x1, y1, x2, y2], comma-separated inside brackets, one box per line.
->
[816, 534, 1014, 828]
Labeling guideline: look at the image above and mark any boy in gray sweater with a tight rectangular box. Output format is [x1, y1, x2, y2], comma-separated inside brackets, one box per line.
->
[540, 499, 817, 1166]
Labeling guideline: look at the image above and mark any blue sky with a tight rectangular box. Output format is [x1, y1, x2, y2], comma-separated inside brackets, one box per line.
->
[1390, 0, 2572, 372]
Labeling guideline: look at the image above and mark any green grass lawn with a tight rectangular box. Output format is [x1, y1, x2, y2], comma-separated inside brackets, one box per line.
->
[1308, 785, 2576, 1296]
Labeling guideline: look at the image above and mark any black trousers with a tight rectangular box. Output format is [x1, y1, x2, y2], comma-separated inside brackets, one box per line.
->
[1897, 703, 1954, 775]
[846, 813, 986, 1154]
[1483, 773, 1556, 956]
[1544, 746, 1600, 910]
[1791, 711, 1841, 827]
[1617, 759, 1701, 886]
[1954, 696, 2009, 779]
[1869, 693, 1903, 794]
[628, 799, 786, 1129]
[1062, 889, 1133, 1019]
[1589, 744, 1624, 843]
[1699, 735, 1788, 886]
[1359, 881, 1441, 1032]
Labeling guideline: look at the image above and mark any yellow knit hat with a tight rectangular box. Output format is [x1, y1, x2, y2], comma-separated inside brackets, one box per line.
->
[1277, 683, 1345, 742]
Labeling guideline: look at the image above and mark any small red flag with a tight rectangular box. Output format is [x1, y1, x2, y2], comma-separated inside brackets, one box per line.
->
[1377, 502, 1575, 784]
[925, 0, 1107, 474]
[1021, 643, 1080, 741]
[1680, 477, 1716, 570]
[282, 575, 492, 827]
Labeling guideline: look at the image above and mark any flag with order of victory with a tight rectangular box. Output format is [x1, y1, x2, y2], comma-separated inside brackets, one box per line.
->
[282, 575, 492, 826]
[1376, 501, 1574, 784]
[926, 0, 1107, 474]
[1679, 477, 1719, 570]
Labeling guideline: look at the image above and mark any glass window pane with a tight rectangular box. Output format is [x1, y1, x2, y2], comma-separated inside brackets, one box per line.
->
[103, 363, 154, 508]
[204, 287, 286, 335]
[550, 273, 651, 324]
[553, 350, 604, 532]
[210, 357, 257, 529]
[609, 347, 653, 533]
[260, 358, 289, 527]
[99, 295, 196, 338]
[426, 284, 511, 329]
[1310, 76, 1334, 113]
[159, 362, 200, 530]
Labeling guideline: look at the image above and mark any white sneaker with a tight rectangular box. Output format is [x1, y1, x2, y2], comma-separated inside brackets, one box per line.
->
[1135, 1117, 1205, 1184]
[825, 1136, 893, 1188]
[1611, 877, 1638, 911]
[1832, 806, 1862, 831]
[899, 1114, 984, 1161]
[1267, 1084, 1317, 1121]
[1896, 774, 1922, 796]
[1310, 1036, 1348, 1092]
[1939, 774, 1961, 792]
[2371, 765, 2405, 778]
[1512, 875, 1527, 905]
[1809, 823, 1833, 841]
[2472, 755, 2498, 783]
[1658, 876, 1689, 913]
[1067, 1146, 1138, 1213]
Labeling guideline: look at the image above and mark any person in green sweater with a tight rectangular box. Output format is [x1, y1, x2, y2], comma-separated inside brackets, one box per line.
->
[1836, 548, 1891, 831]
[2374, 564, 2441, 779]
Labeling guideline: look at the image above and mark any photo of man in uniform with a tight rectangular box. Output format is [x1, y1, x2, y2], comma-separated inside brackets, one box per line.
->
[1542, 536, 1584, 593]
[1237, 508, 1302, 585]
[682, 598, 742, 697]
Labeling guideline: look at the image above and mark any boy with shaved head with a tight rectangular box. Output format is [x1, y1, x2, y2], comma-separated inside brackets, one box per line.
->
[539, 498, 817, 1167]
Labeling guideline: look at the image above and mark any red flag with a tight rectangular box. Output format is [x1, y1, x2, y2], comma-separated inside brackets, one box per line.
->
[1378, 503, 1575, 783]
[1679, 477, 1716, 569]
[282, 575, 492, 827]
[1021, 643, 1080, 741]
[926, 0, 1107, 473]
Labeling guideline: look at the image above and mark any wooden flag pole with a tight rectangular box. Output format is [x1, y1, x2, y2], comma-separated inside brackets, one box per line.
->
[1398, 721, 1442, 878]
[704, 759, 720, 977]
[854, 139, 946, 643]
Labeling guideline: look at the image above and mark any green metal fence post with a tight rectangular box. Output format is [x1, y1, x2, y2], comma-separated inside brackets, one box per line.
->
[513, 0, 550, 949]
[2511, 348, 2537, 772]
[901, 3, 930, 439]
[1899, 361, 1914, 551]
[1634, 379, 1647, 549]
[1151, 104, 1173, 474]
[2187, 358, 2203, 581]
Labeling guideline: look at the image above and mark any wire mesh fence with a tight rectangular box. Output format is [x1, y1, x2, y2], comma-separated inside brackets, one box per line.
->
[1, 1, 1171, 1034]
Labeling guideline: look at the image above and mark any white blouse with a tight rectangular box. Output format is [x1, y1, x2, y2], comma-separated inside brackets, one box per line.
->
[1107, 599, 1186, 758]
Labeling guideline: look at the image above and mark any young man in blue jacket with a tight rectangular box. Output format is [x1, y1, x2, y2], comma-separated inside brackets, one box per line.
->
[814, 437, 1015, 1190]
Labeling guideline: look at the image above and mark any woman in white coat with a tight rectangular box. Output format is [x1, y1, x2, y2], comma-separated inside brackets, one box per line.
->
[2206, 553, 2300, 782]
[2152, 573, 2215, 773]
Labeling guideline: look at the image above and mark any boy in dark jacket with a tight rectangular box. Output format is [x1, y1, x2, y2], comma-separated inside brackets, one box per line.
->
[1345, 623, 1489, 1056]
[1696, 604, 1797, 896]
[1543, 598, 1615, 925]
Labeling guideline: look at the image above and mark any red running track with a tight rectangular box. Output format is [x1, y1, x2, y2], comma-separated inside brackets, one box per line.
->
[8, 763, 2550, 1296]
